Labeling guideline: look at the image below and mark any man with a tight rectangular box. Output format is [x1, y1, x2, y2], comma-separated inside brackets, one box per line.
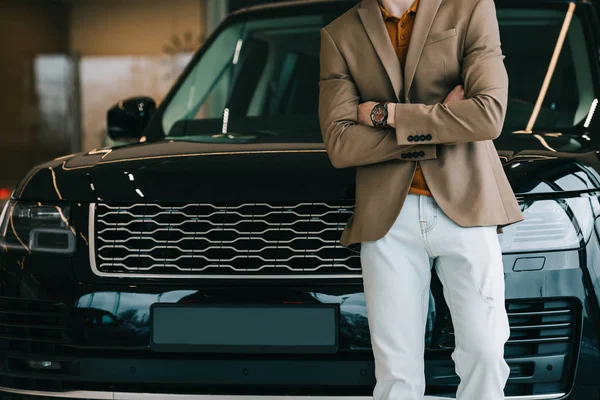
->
[318, 0, 524, 399]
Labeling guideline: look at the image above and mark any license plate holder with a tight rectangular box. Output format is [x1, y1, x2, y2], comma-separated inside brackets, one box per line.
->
[150, 303, 339, 354]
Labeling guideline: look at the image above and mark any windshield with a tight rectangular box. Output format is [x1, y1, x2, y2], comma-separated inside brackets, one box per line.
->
[161, 5, 596, 144]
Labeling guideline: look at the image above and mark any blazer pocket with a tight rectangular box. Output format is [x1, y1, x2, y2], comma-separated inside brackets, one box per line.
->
[424, 28, 457, 46]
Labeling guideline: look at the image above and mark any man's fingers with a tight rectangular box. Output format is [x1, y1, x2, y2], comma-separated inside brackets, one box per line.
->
[443, 85, 465, 105]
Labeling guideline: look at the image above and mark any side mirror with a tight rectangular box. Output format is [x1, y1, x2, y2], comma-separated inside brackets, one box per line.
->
[107, 96, 156, 141]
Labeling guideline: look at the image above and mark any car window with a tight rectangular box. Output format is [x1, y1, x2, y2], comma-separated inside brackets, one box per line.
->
[161, 5, 596, 143]
[499, 8, 594, 132]
[162, 15, 326, 143]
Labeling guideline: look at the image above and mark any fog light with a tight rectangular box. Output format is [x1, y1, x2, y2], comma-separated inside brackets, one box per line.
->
[26, 360, 61, 370]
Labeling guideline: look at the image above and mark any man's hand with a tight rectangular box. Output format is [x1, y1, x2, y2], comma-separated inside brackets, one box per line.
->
[444, 85, 465, 105]
[358, 101, 378, 127]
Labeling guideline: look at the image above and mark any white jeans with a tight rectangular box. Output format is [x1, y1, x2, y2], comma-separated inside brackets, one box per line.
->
[360, 194, 511, 400]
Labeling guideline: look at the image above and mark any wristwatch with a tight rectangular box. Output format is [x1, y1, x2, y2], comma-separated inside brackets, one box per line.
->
[370, 102, 389, 127]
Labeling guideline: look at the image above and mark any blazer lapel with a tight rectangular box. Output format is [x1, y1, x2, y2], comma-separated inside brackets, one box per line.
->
[358, 0, 402, 101]
[403, 0, 443, 101]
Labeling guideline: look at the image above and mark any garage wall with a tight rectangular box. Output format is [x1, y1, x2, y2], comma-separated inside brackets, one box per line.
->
[69, 0, 206, 151]
[0, 0, 71, 189]
[0, 0, 70, 147]
[70, 0, 206, 56]
[0, 0, 209, 187]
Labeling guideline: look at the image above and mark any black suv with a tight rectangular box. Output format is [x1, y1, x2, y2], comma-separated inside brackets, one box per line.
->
[1, 0, 600, 399]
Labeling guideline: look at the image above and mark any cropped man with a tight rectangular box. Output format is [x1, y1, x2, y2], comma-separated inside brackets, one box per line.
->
[318, 0, 524, 398]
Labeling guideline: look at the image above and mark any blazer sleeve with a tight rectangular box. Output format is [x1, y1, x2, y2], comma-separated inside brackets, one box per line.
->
[393, 0, 509, 146]
[318, 27, 436, 169]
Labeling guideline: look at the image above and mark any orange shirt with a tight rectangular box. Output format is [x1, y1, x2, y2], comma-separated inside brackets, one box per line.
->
[380, 0, 432, 197]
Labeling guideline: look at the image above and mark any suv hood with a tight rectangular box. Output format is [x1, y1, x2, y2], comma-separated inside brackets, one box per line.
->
[15, 141, 356, 203]
[13, 138, 600, 203]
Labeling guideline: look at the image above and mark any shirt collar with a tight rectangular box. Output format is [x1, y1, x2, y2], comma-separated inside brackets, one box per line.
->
[379, 0, 419, 20]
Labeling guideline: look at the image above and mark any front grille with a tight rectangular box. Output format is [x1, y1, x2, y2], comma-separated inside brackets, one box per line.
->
[0, 297, 70, 354]
[436, 299, 578, 355]
[0, 297, 580, 397]
[431, 298, 580, 396]
[92, 202, 360, 278]
[505, 299, 578, 356]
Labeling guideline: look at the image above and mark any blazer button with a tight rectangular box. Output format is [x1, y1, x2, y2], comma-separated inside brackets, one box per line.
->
[401, 153, 407, 159]
[419, 151, 425, 157]
[419, 135, 426, 141]
[412, 152, 419, 158]
[407, 135, 414, 142]
[425, 134, 432, 141]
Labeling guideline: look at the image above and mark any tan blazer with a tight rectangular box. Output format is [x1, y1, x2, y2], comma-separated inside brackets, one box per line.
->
[319, 0, 524, 246]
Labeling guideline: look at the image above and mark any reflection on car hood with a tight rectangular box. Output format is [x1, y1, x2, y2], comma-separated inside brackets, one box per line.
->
[15, 141, 354, 203]
[494, 131, 600, 195]
[13, 137, 600, 202]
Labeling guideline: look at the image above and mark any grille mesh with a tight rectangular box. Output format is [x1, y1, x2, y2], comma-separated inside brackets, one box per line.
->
[429, 298, 579, 395]
[93, 203, 360, 277]
[0, 297, 70, 353]
[436, 299, 578, 356]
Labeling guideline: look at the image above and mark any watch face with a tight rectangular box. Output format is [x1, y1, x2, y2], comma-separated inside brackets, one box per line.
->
[372, 105, 386, 123]
[371, 103, 387, 125]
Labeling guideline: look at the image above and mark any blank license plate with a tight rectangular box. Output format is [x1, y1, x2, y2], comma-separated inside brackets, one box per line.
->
[150, 304, 338, 353]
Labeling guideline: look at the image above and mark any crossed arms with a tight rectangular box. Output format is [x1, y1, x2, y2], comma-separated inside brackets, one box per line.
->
[318, 0, 508, 169]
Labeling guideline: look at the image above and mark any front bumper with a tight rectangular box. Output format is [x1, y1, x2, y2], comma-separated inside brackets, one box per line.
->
[0, 244, 599, 399]
[0, 288, 590, 400]
[0, 388, 570, 399]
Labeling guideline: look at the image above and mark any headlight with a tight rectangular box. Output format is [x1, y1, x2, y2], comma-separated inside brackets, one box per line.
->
[500, 197, 594, 253]
[0, 201, 76, 255]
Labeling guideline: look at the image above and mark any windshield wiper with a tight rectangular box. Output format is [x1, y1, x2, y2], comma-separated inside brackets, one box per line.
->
[170, 131, 276, 143]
